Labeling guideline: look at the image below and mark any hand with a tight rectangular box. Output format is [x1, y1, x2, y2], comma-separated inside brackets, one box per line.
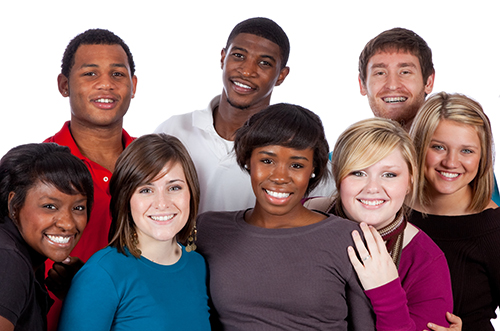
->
[45, 256, 84, 300]
[424, 312, 462, 331]
[347, 222, 399, 290]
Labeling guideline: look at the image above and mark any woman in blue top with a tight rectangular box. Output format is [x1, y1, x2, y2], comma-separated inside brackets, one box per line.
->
[59, 134, 210, 331]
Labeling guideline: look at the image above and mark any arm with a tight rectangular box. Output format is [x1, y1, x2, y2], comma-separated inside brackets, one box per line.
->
[58, 262, 118, 331]
[0, 315, 14, 331]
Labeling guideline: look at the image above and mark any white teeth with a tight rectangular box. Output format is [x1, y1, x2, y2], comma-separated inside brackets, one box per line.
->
[46, 235, 71, 244]
[266, 190, 290, 198]
[234, 81, 251, 89]
[359, 199, 384, 206]
[440, 171, 459, 178]
[150, 215, 174, 221]
[95, 98, 114, 103]
[383, 97, 407, 103]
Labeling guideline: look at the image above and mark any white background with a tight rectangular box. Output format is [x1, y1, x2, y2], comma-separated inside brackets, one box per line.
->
[1, 1, 499, 327]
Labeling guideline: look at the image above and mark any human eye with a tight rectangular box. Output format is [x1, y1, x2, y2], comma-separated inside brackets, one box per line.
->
[261, 158, 273, 165]
[351, 171, 366, 177]
[232, 52, 244, 60]
[43, 204, 57, 210]
[74, 205, 86, 212]
[291, 163, 304, 169]
[169, 185, 183, 192]
[112, 71, 125, 77]
[382, 172, 397, 178]
[138, 187, 153, 194]
[259, 60, 272, 67]
[83, 71, 96, 77]
[462, 148, 474, 154]
[431, 144, 445, 151]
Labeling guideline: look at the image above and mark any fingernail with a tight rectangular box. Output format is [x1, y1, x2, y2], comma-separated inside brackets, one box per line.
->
[62, 257, 71, 264]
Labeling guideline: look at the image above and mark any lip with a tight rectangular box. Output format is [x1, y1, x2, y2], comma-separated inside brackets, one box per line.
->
[90, 95, 119, 109]
[436, 170, 461, 180]
[357, 198, 386, 208]
[148, 214, 176, 223]
[381, 96, 408, 104]
[263, 188, 292, 204]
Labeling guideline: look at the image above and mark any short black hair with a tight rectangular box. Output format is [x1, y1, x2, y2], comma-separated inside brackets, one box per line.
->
[61, 28, 135, 77]
[0, 143, 94, 221]
[234, 103, 329, 196]
[226, 17, 290, 68]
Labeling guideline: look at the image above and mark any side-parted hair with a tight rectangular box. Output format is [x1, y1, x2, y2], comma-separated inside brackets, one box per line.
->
[108, 134, 200, 258]
[226, 17, 290, 68]
[331, 118, 417, 219]
[61, 28, 135, 78]
[0, 143, 94, 222]
[358, 27, 434, 87]
[409, 92, 494, 213]
[234, 103, 329, 196]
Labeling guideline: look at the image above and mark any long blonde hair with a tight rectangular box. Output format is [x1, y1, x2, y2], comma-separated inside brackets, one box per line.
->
[409, 92, 494, 213]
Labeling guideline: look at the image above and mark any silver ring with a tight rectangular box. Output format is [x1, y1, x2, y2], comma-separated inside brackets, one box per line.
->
[362, 255, 371, 262]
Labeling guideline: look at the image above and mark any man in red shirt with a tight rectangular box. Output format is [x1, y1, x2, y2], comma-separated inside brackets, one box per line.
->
[44, 28, 137, 330]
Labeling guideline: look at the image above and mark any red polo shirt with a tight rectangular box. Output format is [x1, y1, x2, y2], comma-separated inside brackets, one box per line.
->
[44, 121, 134, 330]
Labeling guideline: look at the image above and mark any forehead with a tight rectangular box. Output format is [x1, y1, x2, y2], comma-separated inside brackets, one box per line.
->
[72, 44, 130, 72]
[368, 50, 422, 70]
[228, 33, 282, 59]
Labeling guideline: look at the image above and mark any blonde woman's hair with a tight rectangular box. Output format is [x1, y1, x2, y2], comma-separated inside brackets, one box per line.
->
[409, 92, 494, 213]
[331, 118, 417, 218]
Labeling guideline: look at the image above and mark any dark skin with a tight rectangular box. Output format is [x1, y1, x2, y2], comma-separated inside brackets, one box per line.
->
[216, 33, 289, 141]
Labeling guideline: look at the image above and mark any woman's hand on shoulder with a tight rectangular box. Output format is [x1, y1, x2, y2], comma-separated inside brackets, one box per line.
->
[45, 256, 84, 300]
[347, 222, 399, 290]
[424, 312, 462, 331]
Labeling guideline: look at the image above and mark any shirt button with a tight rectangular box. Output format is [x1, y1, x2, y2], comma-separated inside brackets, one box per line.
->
[103, 176, 109, 182]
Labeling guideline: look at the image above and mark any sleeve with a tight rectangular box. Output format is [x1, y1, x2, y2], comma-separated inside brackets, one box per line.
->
[0, 250, 31, 326]
[483, 228, 500, 309]
[365, 253, 453, 331]
[346, 271, 376, 331]
[58, 261, 119, 331]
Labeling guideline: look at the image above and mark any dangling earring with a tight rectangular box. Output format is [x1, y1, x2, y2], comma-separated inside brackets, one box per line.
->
[130, 229, 142, 255]
[185, 224, 197, 252]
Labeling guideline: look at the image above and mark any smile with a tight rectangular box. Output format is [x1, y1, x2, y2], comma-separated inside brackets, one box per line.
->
[265, 189, 290, 199]
[359, 199, 385, 206]
[94, 98, 115, 103]
[150, 215, 174, 221]
[46, 234, 72, 244]
[439, 171, 459, 178]
[383, 97, 407, 103]
[233, 81, 253, 90]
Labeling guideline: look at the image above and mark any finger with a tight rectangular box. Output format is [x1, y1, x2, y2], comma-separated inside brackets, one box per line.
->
[347, 246, 365, 272]
[351, 230, 370, 259]
[368, 225, 388, 253]
[359, 223, 380, 255]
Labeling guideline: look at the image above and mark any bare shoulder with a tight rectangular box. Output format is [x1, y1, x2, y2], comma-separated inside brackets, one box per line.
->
[403, 222, 419, 248]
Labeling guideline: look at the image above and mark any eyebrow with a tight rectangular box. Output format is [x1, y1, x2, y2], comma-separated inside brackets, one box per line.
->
[257, 151, 310, 161]
[79, 63, 127, 69]
[430, 139, 479, 149]
[370, 62, 418, 70]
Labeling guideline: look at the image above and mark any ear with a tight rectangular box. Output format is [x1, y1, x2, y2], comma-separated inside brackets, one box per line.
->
[57, 73, 69, 97]
[131, 75, 138, 99]
[220, 48, 227, 70]
[275, 66, 290, 86]
[358, 74, 368, 96]
[7, 192, 16, 222]
[424, 72, 435, 95]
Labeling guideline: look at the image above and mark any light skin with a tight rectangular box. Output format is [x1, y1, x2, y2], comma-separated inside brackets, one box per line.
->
[57, 44, 138, 171]
[8, 181, 87, 266]
[359, 51, 434, 131]
[421, 120, 482, 215]
[245, 145, 325, 229]
[130, 162, 191, 265]
[216, 33, 290, 140]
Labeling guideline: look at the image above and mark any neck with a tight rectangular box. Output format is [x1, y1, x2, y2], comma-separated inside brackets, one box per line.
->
[416, 185, 473, 215]
[69, 118, 125, 172]
[246, 204, 325, 229]
[138, 238, 181, 266]
[214, 92, 270, 141]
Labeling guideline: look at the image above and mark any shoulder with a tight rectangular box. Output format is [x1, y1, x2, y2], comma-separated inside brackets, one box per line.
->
[403, 227, 446, 264]
[155, 111, 195, 133]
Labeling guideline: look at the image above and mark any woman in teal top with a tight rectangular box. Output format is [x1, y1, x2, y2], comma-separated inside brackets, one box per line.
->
[59, 134, 210, 331]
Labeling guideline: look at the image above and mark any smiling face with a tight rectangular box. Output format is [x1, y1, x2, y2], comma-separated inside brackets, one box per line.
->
[339, 148, 410, 229]
[58, 44, 137, 128]
[130, 162, 191, 248]
[249, 145, 314, 218]
[360, 51, 434, 129]
[221, 33, 289, 111]
[424, 119, 481, 202]
[13, 181, 88, 262]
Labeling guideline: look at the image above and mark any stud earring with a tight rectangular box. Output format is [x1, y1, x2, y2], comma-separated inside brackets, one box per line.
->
[310, 173, 316, 179]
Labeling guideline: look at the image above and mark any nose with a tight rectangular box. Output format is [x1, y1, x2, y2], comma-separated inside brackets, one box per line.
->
[95, 74, 116, 90]
[385, 72, 401, 90]
[54, 209, 77, 231]
[365, 176, 381, 194]
[238, 60, 258, 78]
[270, 164, 291, 184]
[154, 192, 169, 209]
[442, 151, 459, 168]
